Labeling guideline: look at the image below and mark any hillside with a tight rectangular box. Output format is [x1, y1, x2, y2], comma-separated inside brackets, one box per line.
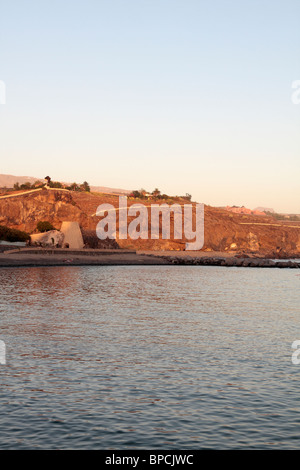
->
[0, 188, 299, 256]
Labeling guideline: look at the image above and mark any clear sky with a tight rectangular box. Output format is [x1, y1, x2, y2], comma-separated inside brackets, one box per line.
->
[0, 0, 299, 212]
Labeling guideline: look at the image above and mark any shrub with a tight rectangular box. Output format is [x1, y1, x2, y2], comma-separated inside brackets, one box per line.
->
[68, 183, 80, 192]
[130, 189, 147, 199]
[49, 181, 63, 188]
[152, 188, 161, 198]
[36, 221, 55, 233]
[0, 225, 30, 242]
[80, 181, 90, 192]
[20, 182, 32, 190]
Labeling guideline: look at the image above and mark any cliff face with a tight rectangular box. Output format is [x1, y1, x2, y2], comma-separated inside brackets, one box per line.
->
[0, 189, 299, 256]
[0, 190, 92, 232]
[202, 207, 300, 256]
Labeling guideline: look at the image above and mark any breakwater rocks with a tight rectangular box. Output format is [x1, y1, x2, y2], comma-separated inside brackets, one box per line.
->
[159, 256, 300, 268]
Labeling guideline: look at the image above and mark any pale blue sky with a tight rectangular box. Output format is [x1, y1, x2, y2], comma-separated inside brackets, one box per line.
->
[0, 0, 299, 212]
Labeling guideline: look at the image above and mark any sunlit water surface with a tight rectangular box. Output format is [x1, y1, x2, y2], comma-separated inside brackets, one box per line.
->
[0, 266, 299, 449]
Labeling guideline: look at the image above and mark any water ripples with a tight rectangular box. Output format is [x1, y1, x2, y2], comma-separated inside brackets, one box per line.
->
[0, 266, 300, 449]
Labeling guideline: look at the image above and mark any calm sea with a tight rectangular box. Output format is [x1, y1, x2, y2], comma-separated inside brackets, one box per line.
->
[0, 266, 299, 449]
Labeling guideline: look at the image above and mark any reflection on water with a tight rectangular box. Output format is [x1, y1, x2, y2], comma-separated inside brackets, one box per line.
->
[0, 266, 300, 449]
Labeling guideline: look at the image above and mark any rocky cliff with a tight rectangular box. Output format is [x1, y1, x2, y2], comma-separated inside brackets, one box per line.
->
[0, 190, 90, 231]
[0, 189, 299, 256]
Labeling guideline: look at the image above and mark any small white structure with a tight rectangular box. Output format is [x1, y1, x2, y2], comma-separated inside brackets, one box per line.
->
[30, 230, 64, 247]
[60, 222, 84, 249]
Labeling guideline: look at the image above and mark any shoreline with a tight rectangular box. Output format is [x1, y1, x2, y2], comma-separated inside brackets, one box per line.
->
[0, 248, 299, 268]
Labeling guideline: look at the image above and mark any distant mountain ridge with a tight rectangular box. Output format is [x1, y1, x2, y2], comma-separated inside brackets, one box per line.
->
[0, 174, 131, 195]
[0, 174, 41, 187]
[90, 186, 131, 195]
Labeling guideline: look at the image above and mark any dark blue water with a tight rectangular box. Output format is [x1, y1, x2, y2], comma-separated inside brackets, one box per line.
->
[0, 266, 299, 449]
